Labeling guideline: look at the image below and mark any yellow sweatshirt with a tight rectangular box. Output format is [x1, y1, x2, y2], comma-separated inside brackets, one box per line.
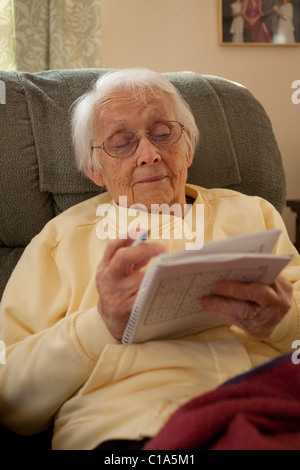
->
[0, 184, 300, 450]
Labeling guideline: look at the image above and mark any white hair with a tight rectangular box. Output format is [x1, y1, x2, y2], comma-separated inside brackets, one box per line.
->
[71, 68, 200, 175]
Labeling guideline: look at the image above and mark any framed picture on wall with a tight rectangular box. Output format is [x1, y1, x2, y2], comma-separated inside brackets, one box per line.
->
[219, 0, 300, 45]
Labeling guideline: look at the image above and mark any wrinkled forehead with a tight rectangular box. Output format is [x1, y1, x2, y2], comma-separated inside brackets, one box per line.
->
[94, 86, 175, 124]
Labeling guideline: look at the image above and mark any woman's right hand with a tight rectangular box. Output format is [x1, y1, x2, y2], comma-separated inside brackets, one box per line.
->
[95, 235, 166, 340]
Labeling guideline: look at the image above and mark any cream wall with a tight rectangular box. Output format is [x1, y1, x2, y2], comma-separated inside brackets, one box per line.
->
[101, 0, 300, 242]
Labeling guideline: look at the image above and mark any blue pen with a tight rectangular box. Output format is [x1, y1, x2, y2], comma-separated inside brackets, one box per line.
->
[131, 231, 149, 246]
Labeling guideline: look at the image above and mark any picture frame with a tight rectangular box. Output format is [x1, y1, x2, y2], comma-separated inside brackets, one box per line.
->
[219, 0, 300, 45]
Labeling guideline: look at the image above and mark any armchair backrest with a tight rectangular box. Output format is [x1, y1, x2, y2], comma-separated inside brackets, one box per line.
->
[0, 69, 286, 298]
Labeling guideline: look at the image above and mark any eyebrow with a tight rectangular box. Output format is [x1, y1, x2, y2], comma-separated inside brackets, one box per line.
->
[108, 110, 168, 129]
[109, 120, 127, 128]
[99, 107, 172, 140]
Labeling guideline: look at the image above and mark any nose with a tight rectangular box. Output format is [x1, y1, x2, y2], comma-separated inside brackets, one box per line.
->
[135, 134, 161, 166]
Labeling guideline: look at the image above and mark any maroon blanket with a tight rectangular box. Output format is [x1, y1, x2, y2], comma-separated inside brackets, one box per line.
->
[143, 354, 300, 450]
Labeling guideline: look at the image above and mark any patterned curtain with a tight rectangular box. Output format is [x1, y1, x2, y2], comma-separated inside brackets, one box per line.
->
[1, 0, 102, 72]
[0, 0, 16, 70]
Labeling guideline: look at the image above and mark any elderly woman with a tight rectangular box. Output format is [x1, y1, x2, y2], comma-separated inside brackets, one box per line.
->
[0, 68, 299, 450]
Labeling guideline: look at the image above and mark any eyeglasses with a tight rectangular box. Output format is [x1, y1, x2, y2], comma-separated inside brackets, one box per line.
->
[91, 120, 185, 159]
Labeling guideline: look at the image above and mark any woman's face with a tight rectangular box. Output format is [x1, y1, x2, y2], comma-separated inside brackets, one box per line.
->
[88, 89, 193, 212]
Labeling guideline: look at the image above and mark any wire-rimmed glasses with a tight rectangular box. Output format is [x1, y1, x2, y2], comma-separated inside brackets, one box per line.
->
[91, 120, 185, 159]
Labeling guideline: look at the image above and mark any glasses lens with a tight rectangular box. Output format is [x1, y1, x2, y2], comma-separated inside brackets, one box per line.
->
[102, 121, 183, 158]
[149, 121, 183, 147]
[104, 132, 137, 158]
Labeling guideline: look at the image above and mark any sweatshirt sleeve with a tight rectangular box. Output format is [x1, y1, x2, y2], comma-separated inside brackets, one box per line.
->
[259, 201, 300, 352]
[0, 233, 113, 435]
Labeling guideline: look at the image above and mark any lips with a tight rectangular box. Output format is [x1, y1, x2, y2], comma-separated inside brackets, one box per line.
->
[135, 175, 168, 184]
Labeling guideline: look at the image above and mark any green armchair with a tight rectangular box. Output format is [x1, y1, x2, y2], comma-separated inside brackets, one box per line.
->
[0, 68, 286, 300]
[0, 68, 286, 448]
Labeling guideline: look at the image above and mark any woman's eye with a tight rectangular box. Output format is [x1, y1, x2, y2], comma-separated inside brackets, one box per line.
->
[111, 133, 134, 148]
[152, 123, 172, 140]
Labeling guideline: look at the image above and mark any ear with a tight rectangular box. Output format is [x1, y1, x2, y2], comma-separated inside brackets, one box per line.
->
[85, 167, 106, 188]
[184, 129, 194, 168]
[186, 147, 193, 168]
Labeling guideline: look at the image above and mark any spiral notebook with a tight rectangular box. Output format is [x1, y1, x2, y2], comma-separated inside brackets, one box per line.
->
[121, 229, 292, 344]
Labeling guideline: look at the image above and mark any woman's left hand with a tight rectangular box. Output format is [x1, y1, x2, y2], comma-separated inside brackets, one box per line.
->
[200, 274, 293, 338]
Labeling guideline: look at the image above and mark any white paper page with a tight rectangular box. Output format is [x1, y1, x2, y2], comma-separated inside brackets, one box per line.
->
[166, 228, 282, 261]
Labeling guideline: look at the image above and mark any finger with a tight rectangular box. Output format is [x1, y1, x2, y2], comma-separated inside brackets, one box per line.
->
[214, 280, 276, 307]
[200, 295, 273, 338]
[100, 235, 135, 266]
[270, 275, 293, 306]
[110, 242, 166, 276]
[214, 276, 293, 313]
[201, 276, 293, 338]
[112, 269, 146, 302]
[200, 294, 254, 322]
